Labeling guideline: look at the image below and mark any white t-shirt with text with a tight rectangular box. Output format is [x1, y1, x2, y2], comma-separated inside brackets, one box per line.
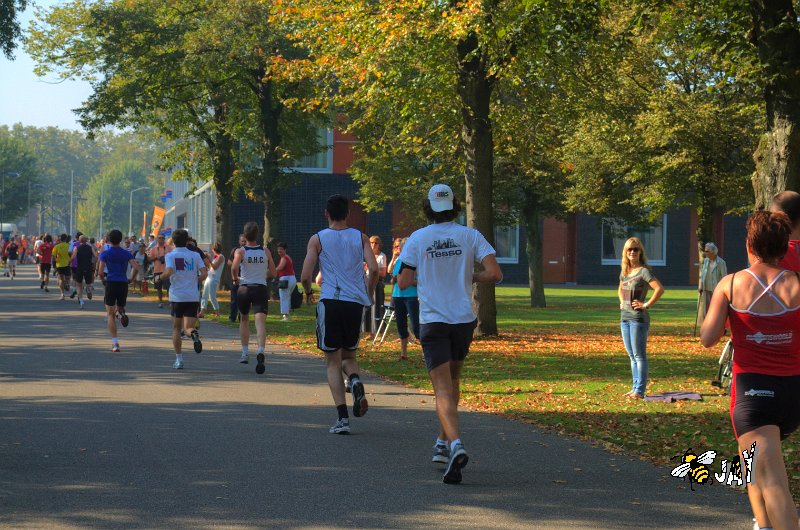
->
[399, 222, 495, 325]
[165, 247, 205, 302]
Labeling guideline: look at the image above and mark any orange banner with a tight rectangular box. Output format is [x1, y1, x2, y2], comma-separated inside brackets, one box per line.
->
[150, 206, 165, 236]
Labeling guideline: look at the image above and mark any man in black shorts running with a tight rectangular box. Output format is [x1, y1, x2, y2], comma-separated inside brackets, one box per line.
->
[231, 222, 276, 374]
[98, 229, 140, 353]
[398, 184, 502, 484]
[300, 194, 379, 434]
[160, 228, 207, 369]
[73, 235, 95, 308]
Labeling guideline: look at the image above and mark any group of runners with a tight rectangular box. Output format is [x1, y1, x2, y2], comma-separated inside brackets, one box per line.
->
[4, 185, 502, 487]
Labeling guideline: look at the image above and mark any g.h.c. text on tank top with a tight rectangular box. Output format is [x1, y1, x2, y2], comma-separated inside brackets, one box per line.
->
[239, 245, 268, 286]
[728, 268, 800, 376]
[317, 228, 371, 306]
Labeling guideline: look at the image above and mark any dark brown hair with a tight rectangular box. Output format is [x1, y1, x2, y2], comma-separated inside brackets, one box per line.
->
[422, 196, 462, 223]
[243, 222, 259, 242]
[747, 210, 791, 263]
[771, 191, 800, 227]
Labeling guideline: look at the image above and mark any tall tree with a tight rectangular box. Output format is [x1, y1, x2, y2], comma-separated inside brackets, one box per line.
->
[0, 0, 26, 59]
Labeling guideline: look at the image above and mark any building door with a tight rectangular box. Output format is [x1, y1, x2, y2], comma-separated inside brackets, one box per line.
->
[542, 218, 569, 283]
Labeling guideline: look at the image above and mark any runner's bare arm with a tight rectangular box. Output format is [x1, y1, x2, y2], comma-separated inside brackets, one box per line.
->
[700, 275, 732, 347]
[300, 235, 321, 296]
[473, 254, 502, 284]
[230, 247, 244, 283]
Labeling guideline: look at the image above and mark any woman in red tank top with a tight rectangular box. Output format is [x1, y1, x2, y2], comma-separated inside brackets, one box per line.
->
[701, 211, 800, 530]
[276, 242, 297, 321]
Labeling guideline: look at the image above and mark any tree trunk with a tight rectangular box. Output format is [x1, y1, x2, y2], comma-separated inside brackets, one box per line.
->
[749, 0, 800, 208]
[256, 74, 284, 245]
[522, 189, 546, 308]
[456, 30, 497, 336]
[208, 103, 236, 290]
[695, 189, 715, 263]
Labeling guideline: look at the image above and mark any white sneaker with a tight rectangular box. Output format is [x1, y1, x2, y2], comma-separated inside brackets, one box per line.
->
[79, 299, 85, 309]
[239, 352, 249, 364]
[173, 359, 184, 369]
[59, 293, 65, 300]
[329, 418, 350, 434]
[281, 315, 290, 322]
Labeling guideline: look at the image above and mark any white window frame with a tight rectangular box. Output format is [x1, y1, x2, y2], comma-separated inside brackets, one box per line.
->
[289, 128, 334, 174]
[600, 215, 668, 266]
[494, 224, 520, 264]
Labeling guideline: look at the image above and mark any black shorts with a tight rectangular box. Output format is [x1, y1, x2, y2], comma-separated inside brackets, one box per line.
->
[171, 301, 200, 319]
[39, 263, 51, 274]
[237, 284, 269, 315]
[316, 299, 364, 352]
[56, 266, 71, 279]
[732, 372, 800, 440]
[75, 268, 94, 285]
[104, 281, 129, 308]
[420, 320, 478, 371]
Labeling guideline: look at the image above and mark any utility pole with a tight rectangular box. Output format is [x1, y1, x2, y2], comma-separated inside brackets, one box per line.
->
[69, 170, 74, 236]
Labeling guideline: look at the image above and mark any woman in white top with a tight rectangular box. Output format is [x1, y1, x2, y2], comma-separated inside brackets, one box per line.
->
[200, 242, 225, 317]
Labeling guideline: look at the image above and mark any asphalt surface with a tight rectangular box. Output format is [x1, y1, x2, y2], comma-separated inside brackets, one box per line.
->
[0, 265, 754, 529]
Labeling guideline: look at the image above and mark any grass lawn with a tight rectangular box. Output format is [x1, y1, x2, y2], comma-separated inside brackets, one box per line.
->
[139, 283, 800, 495]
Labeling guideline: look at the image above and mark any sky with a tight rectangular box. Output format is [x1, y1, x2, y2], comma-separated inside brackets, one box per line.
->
[0, 1, 93, 131]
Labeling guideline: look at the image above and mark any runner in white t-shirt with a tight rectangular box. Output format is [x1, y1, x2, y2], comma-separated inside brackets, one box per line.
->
[160, 228, 207, 369]
[398, 184, 502, 485]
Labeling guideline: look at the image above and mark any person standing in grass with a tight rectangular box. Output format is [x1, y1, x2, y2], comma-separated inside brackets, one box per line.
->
[701, 211, 800, 530]
[387, 237, 419, 361]
[397, 184, 502, 485]
[618, 236, 664, 399]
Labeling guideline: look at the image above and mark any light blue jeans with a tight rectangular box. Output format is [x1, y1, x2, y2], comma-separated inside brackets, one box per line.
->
[620, 319, 650, 395]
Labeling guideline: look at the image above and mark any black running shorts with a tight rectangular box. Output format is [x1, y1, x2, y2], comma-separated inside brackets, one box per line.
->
[237, 284, 269, 315]
[104, 281, 129, 308]
[316, 299, 364, 352]
[732, 372, 800, 440]
[56, 266, 71, 279]
[39, 263, 51, 274]
[420, 320, 478, 371]
[171, 301, 200, 319]
[76, 268, 94, 285]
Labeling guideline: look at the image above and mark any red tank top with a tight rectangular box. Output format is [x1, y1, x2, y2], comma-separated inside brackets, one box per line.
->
[728, 269, 800, 376]
[778, 240, 800, 272]
[281, 255, 295, 277]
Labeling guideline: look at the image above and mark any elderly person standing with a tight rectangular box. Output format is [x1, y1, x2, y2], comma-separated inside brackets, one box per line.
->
[697, 242, 727, 328]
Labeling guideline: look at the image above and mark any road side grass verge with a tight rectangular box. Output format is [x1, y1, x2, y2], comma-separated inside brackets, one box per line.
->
[147, 284, 800, 495]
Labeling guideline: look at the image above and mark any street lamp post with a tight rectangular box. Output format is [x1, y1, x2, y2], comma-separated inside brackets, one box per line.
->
[128, 186, 150, 237]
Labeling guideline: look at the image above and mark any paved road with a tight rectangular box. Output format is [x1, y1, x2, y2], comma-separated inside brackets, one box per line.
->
[0, 266, 753, 528]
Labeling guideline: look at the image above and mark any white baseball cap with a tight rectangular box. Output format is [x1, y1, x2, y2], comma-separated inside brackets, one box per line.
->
[428, 184, 454, 212]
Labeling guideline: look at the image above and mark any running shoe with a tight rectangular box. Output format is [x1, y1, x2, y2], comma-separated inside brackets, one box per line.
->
[239, 352, 249, 364]
[87, 290, 92, 300]
[158, 302, 164, 309]
[329, 418, 350, 435]
[191, 330, 202, 354]
[432, 443, 450, 464]
[70, 290, 77, 299]
[255, 353, 265, 374]
[40, 281, 44, 289]
[111, 345, 121, 353]
[180, 330, 188, 340]
[119, 311, 129, 327]
[443, 442, 469, 484]
[351, 379, 368, 418]
[173, 359, 184, 369]
[79, 299, 85, 309]
[44, 287, 49, 292]
[59, 293, 65, 300]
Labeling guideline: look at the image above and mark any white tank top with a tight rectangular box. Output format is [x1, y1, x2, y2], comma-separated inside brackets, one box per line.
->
[318, 228, 371, 306]
[239, 245, 268, 285]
